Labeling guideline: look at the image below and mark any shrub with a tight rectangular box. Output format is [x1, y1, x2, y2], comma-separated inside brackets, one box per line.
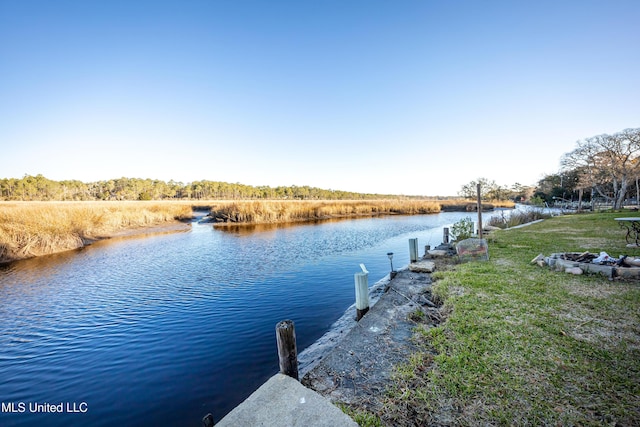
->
[451, 217, 474, 241]
[487, 208, 552, 229]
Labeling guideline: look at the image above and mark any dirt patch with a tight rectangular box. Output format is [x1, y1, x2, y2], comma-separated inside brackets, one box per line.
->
[106, 221, 191, 239]
[559, 297, 640, 351]
[562, 280, 622, 299]
[494, 258, 516, 267]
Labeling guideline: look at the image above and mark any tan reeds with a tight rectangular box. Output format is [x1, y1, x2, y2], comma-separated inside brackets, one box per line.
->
[209, 199, 444, 224]
[0, 198, 516, 262]
[208, 198, 515, 225]
[0, 201, 193, 263]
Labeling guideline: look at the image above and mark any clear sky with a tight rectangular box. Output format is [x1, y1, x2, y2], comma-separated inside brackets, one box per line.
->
[1, 0, 639, 196]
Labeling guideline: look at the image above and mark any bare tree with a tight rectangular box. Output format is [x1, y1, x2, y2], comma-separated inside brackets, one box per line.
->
[561, 128, 640, 209]
[459, 178, 498, 200]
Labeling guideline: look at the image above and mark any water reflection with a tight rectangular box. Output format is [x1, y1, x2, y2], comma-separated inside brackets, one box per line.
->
[0, 211, 496, 427]
[213, 216, 380, 235]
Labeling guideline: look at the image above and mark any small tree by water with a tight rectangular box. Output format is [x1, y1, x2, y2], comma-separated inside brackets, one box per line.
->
[451, 217, 474, 241]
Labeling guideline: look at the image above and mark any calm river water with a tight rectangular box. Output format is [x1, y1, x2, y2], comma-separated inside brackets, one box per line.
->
[0, 211, 499, 426]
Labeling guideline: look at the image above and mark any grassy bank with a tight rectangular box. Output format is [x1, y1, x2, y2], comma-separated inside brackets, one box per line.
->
[0, 201, 193, 263]
[358, 212, 640, 426]
[208, 199, 514, 224]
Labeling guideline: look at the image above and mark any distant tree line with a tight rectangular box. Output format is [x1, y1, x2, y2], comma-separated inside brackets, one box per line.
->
[0, 175, 411, 201]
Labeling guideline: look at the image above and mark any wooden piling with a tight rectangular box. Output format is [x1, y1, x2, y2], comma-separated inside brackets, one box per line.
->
[275, 320, 298, 380]
[202, 413, 214, 427]
[443, 227, 450, 244]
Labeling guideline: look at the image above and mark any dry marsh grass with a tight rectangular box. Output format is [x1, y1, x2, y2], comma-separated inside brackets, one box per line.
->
[0, 201, 193, 263]
[209, 199, 446, 224]
[0, 198, 514, 262]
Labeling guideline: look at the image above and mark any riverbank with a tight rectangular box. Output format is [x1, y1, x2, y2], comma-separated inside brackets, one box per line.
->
[0, 199, 514, 263]
[301, 267, 442, 412]
[313, 212, 639, 426]
[207, 199, 512, 225]
[0, 201, 193, 264]
[214, 266, 437, 427]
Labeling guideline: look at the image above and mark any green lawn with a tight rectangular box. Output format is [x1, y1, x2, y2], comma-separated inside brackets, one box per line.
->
[379, 212, 640, 426]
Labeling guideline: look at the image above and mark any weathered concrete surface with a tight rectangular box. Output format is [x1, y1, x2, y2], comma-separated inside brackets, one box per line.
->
[408, 260, 436, 273]
[426, 249, 448, 257]
[301, 269, 439, 410]
[215, 373, 358, 427]
[215, 268, 441, 426]
[298, 276, 390, 377]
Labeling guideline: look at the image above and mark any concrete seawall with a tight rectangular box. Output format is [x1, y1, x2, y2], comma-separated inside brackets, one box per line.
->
[214, 266, 440, 425]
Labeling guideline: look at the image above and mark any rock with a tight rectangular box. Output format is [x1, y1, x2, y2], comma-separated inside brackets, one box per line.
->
[623, 257, 640, 267]
[408, 260, 436, 273]
[536, 260, 546, 267]
[426, 250, 448, 257]
[615, 267, 640, 279]
[456, 238, 489, 262]
[433, 243, 457, 256]
[565, 267, 583, 275]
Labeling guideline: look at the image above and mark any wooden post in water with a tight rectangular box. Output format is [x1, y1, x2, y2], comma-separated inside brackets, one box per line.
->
[476, 184, 483, 237]
[202, 413, 214, 427]
[443, 227, 450, 244]
[275, 320, 298, 380]
[354, 272, 369, 321]
[409, 238, 419, 263]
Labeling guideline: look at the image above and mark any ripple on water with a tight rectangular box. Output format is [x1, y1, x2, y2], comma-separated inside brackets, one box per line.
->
[0, 212, 493, 426]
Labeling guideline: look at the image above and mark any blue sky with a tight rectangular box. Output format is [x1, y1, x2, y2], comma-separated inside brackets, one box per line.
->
[1, 0, 639, 196]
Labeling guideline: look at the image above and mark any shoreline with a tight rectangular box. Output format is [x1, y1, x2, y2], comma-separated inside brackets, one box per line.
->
[215, 262, 443, 426]
[207, 200, 505, 225]
[0, 200, 512, 264]
[0, 220, 192, 265]
[297, 271, 394, 377]
[300, 265, 440, 408]
[0, 201, 195, 265]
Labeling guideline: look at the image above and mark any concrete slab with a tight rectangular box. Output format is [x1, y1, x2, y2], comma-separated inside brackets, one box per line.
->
[408, 260, 436, 273]
[426, 249, 448, 257]
[215, 373, 357, 427]
[216, 269, 441, 426]
[302, 270, 438, 409]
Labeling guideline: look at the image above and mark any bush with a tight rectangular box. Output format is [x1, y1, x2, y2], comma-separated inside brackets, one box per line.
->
[451, 217, 474, 241]
[487, 208, 552, 229]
